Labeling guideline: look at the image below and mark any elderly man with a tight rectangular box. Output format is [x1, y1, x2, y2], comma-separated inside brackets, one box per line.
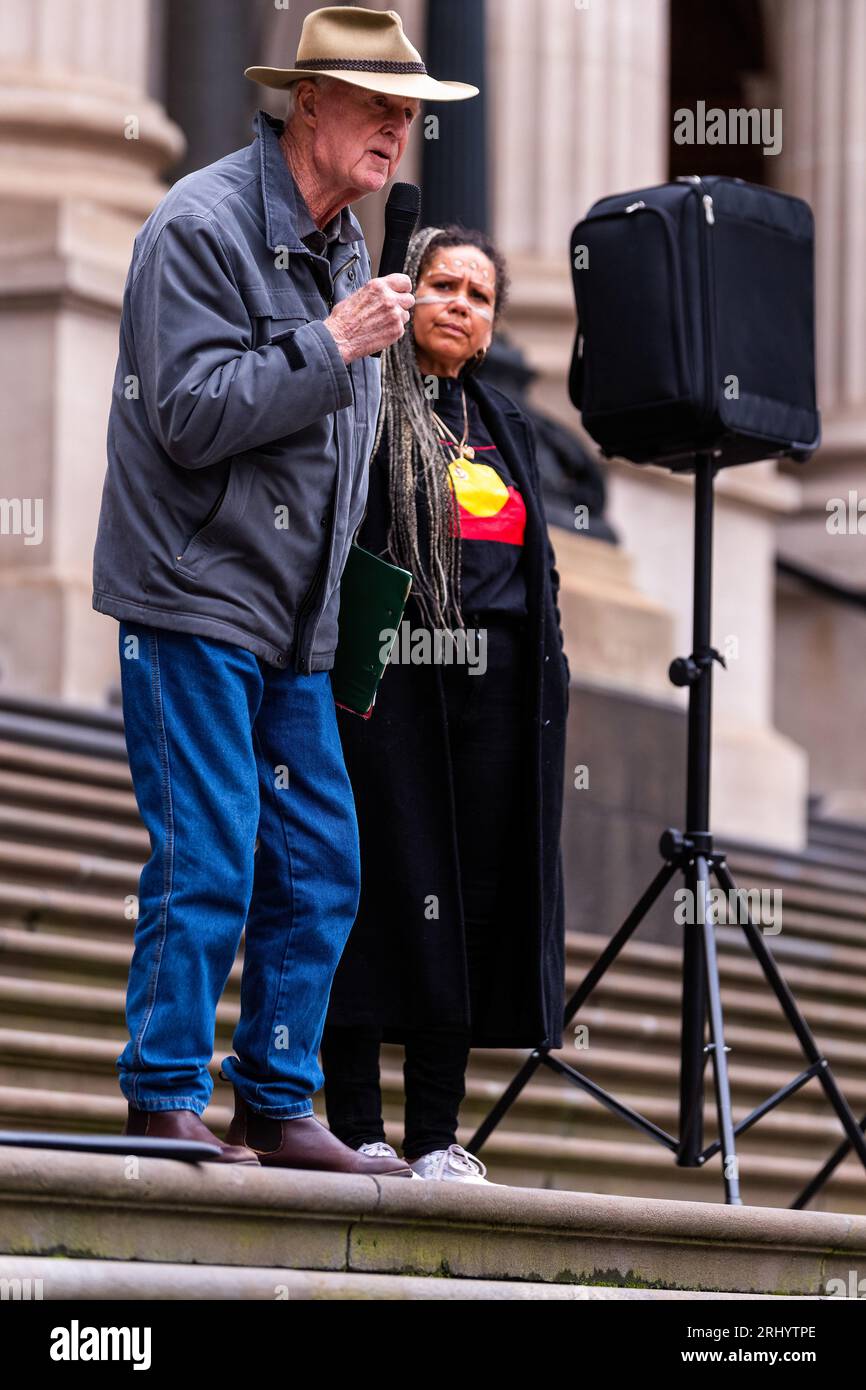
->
[91, 7, 476, 1172]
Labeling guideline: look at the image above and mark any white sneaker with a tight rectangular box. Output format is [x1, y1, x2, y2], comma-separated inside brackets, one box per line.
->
[408, 1143, 492, 1184]
[356, 1141, 400, 1159]
[358, 1139, 424, 1178]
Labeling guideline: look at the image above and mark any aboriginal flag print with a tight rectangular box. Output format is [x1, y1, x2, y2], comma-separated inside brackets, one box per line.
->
[446, 453, 526, 544]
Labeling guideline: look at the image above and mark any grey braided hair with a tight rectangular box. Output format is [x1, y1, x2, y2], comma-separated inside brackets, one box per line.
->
[373, 225, 505, 631]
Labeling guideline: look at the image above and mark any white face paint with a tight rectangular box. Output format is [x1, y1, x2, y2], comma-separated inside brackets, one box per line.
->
[413, 291, 493, 321]
[413, 253, 496, 322]
[411, 244, 498, 377]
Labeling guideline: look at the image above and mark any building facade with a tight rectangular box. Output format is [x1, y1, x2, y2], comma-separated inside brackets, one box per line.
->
[0, 0, 861, 882]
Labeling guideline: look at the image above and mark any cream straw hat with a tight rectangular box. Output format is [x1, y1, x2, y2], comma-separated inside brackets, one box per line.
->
[245, 5, 478, 103]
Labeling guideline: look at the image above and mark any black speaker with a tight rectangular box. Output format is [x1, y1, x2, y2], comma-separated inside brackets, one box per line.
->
[568, 175, 821, 471]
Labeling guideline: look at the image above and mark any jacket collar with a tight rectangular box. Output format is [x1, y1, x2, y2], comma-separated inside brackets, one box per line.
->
[463, 375, 539, 516]
[254, 109, 364, 256]
[464, 372, 528, 429]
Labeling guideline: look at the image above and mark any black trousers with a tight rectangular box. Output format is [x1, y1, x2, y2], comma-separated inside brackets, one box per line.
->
[322, 617, 528, 1160]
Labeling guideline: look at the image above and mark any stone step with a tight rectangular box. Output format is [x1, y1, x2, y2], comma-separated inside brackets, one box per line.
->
[0, 1037, 858, 1145]
[710, 925, 866, 983]
[0, 769, 138, 824]
[2, 791, 865, 932]
[734, 841, 866, 893]
[0, 925, 138, 986]
[0, 737, 130, 790]
[4, 963, 866, 1086]
[794, 842, 866, 879]
[1, 1066, 865, 1211]
[5, 921, 866, 1034]
[467, 1134, 866, 1211]
[2, 714, 866, 1223]
[0, 695, 126, 763]
[3, 867, 863, 967]
[5, 1029, 864, 1117]
[808, 815, 866, 853]
[733, 874, 866, 927]
[0, 807, 146, 867]
[0, 1256, 828, 1300]
[0, 1054, 859, 1156]
[3, 823, 865, 924]
[2, 955, 865, 1074]
[0, 1144, 861, 1294]
[748, 907, 866, 951]
[0, 840, 142, 895]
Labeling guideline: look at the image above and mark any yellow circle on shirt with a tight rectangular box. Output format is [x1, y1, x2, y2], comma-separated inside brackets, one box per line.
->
[446, 458, 510, 517]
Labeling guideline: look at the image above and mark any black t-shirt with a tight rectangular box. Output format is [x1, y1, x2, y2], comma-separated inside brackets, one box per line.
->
[433, 375, 528, 621]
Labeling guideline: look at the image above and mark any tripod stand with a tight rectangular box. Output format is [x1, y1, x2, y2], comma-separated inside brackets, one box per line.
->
[468, 452, 866, 1207]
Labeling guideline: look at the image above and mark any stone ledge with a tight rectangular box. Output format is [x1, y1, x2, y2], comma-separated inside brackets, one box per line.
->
[0, 1145, 864, 1294]
[0, 1256, 832, 1301]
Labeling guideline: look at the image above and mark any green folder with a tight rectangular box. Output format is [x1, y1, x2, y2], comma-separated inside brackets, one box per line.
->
[330, 541, 413, 718]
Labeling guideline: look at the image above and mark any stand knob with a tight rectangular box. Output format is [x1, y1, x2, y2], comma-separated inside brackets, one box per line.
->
[669, 656, 699, 687]
[669, 648, 728, 688]
[660, 828, 684, 860]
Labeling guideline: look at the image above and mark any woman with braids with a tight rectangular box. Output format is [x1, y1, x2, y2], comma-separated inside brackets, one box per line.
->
[321, 225, 570, 1184]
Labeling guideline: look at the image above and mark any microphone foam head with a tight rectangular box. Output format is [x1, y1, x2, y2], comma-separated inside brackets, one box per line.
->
[386, 182, 422, 224]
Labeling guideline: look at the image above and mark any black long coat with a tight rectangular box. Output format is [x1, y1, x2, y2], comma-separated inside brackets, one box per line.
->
[327, 376, 570, 1048]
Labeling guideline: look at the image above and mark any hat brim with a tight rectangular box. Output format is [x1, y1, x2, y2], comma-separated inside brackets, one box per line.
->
[244, 66, 478, 102]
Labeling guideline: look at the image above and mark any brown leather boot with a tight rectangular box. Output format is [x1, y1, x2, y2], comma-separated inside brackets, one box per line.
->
[124, 1104, 261, 1165]
[224, 1085, 413, 1176]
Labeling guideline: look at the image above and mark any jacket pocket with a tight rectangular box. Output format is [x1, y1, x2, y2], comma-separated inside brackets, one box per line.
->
[244, 285, 317, 348]
[175, 457, 255, 577]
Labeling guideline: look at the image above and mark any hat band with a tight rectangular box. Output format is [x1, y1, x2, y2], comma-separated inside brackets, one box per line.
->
[296, 57, 428, 75]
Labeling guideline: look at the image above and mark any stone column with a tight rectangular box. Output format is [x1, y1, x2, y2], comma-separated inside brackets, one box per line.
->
[605, 462, 808, 848]
[764, 0, 866, 812]
[0, 0, 182, 701]
[487, 0, 675, 708]
[421, 0, 488, 230]
[162, 0, 257, 181]
[488, 0, 808, 848]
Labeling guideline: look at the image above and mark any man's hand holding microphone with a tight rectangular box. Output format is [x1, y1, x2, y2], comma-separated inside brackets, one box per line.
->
[324, 181, 421, 363]
[323, 273, 414, 362]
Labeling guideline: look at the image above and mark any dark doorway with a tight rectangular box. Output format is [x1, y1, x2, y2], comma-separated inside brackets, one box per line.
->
[669, 0, 772, 185]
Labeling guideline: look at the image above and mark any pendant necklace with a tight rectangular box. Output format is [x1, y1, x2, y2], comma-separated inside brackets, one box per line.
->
[431, 386, 475, 479]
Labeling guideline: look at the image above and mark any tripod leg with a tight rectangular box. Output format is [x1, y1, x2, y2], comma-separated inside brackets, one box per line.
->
[696, 854, 742, 1204]
[564, 860, 678, 1027]
[714, 858, 866, 1203]
[678, 855, 706, 1168]
[467, 1051, 544, 1153]
[792, 1135, 862, 1211]
[468, 859, 678, 1156]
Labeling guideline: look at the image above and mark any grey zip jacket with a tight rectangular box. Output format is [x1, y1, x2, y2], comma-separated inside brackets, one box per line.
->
[92, 110, 381, 673]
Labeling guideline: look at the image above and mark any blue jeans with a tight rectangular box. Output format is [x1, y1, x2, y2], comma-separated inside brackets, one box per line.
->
[115, 621, 361, 1118]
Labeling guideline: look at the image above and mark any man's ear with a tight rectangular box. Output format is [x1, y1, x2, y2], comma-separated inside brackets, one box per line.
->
[296, 79, 320, 128]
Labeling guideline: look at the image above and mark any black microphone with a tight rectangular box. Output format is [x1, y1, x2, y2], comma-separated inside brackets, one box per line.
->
[371, 182, 420, 359]
[378, 182, 421, 278]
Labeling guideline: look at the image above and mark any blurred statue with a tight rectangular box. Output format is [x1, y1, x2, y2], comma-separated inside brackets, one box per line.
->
[479, 334, 617, 543]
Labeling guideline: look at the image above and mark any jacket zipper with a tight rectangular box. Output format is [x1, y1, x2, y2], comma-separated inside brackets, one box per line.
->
[293, 551, 329, 673]
[294, 458, 339, 674]
[291, 248, 361, 672]
[330, 251, 360, 302]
